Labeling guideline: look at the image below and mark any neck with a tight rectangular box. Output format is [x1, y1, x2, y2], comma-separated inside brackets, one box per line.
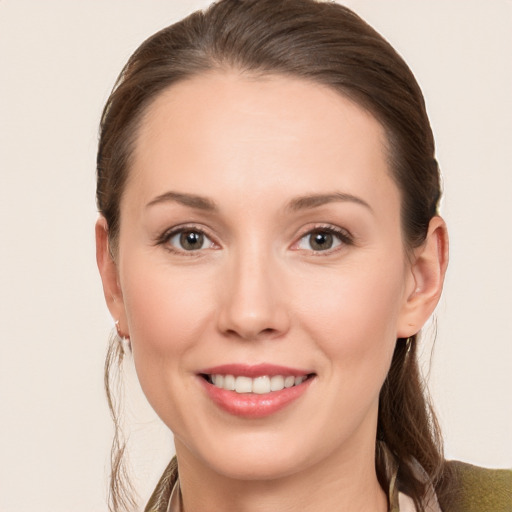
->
[174, 437, 388, 512]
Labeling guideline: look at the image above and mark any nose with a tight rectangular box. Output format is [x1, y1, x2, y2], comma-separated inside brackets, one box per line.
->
[216, 248, 290, 341]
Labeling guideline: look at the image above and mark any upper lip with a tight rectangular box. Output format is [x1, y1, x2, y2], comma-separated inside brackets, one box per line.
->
[198, 363, 313, 378]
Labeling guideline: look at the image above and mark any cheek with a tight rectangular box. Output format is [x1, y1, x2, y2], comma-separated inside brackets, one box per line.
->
[118, 254, 219, 424]
[119, 253, 219, 409]
[122, 258, 214, 354]
[296, 259, 406, 373]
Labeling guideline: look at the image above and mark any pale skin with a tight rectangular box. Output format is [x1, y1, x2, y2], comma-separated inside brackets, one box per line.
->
[97, 72, 448, 512]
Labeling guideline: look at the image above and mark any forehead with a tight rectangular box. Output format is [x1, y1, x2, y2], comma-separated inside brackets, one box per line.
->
[127, 71, 398, 216]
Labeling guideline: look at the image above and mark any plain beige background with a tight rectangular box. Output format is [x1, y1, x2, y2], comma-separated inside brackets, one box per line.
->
[1, 1, 511, 511]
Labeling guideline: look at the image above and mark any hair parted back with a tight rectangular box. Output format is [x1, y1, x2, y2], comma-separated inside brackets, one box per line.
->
[97, 1, 446, 510]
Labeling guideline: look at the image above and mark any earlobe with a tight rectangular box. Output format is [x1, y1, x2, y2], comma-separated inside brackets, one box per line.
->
[95, 217, 127, 328]
[397, 216, 449, 338]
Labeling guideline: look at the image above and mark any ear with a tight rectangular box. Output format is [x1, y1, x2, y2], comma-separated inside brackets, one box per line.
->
[95, 217, 128, 334]
[397, 216, 449, 338]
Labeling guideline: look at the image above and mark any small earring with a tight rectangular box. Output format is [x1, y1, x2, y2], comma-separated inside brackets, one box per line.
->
[405, 336, 413, 354]
[115, 320, 132, 354]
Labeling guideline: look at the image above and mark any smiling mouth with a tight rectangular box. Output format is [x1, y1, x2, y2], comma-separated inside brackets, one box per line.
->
[201, 373, 315, 394]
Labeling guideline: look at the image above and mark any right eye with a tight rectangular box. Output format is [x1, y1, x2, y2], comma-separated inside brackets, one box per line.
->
[165, 228, 216, 252]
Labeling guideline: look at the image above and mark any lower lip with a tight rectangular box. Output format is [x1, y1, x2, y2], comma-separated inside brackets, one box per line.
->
[199, 377, 314, 418]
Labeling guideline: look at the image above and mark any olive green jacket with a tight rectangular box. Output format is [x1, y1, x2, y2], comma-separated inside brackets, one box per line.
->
[145, 457, 512, 511]
[439, 461, 511, 512]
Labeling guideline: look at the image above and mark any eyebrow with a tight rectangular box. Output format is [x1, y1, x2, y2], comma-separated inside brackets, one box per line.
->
[287, 192, 373, 213]
[146, 191, 218, 211]
[146, 190, 372, 214]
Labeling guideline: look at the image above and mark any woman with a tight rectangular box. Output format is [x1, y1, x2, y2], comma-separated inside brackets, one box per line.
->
[95, 1, 511, 511]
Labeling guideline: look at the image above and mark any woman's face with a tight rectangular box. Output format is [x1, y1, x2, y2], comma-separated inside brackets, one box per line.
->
[102, 72, 429, 480]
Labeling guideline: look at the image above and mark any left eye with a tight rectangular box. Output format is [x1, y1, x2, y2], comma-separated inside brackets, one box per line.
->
[296, 229, 344, 252]
[167, 229, 214, 251]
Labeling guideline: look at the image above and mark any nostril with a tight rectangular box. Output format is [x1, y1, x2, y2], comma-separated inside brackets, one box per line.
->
[222, 326, 282, 341]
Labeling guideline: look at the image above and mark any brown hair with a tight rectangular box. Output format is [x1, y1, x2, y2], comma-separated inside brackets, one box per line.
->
[97, 0, 446, 510]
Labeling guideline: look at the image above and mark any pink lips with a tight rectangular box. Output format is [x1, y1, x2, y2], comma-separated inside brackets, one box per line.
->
[198, 364, 314, 418]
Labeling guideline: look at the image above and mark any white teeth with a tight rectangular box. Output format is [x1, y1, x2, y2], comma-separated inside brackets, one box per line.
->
[284, 376, 295, 388]
[270, 375, 284, 391]
[212, 374, 224, 387]
[223, 374, 235, 391]
[209, 374, 309, 394]
[235, 376, 252, 393]
[252, 376, 271, 394]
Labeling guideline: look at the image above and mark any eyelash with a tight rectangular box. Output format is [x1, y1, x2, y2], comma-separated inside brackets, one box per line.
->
[156, 224, 218, 256]
[155, 224, 353, 255]
[293, 224, 354, 254]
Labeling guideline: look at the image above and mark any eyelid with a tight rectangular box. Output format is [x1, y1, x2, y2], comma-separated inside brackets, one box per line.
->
[290, 224, 354, 253]
[155, 222, 353, 255]
[155, 223, 220, 254]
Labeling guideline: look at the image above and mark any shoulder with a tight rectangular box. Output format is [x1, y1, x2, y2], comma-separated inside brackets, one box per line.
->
[438, 460, 512, 512]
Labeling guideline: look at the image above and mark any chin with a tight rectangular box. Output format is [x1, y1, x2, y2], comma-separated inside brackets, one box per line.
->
[210, 449, 311, 481]
[178, 427, 325, 482]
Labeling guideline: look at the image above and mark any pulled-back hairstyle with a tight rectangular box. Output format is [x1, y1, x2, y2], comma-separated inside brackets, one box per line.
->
[97, 1, 446, 510]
